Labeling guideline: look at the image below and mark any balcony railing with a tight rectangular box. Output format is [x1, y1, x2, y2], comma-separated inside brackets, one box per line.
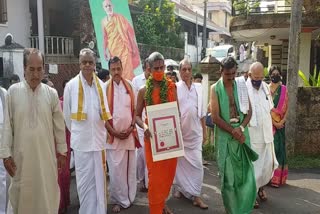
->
[30, 36, 74, 56]
[232, 0, 292, 16]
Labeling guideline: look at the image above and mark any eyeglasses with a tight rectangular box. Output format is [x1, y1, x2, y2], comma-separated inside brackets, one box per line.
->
[153, 66, 164, 71]
[81, 60, 94, 65]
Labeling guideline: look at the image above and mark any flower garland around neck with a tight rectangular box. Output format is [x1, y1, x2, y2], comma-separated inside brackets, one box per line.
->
[145, 76, 168, 105]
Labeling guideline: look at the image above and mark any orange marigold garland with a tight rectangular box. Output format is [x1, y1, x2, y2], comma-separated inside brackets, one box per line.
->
[145, 76, 168, 105]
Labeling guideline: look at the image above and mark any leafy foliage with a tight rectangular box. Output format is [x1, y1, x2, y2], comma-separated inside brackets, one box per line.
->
[299, 66, 320, 87]
[298, 70, 310, 86]
[203, 143, 215, 161]
[288, 154, 320, 169]
[264, 67, 269, 77]
[233, 0, 261, 15]
[133, 0, 184, 48]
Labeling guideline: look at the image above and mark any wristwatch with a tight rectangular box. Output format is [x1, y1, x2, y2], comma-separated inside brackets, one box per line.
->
[239, 125, 245, 132]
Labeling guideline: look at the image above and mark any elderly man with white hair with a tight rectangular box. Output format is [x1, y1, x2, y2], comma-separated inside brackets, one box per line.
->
[173, 58, 208, 209]
[63, 48, 112, 214]
[246, 62, 278, 208]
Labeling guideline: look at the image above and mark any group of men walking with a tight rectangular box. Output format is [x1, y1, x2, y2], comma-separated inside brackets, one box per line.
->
[0, 47, 285, 214]
[0, 48, 209, 214]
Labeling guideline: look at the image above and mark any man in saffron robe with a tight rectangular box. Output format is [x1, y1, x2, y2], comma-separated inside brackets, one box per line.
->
[210, 57, 257, 214]
[63, 48, 111, 214]
[101, 0, 140, 80]
[0, 48, 67, 214]
[136, 52, 177, 214]
[105, 56, 137, 213]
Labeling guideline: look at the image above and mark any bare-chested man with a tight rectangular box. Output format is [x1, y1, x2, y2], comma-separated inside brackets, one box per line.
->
[210, 57, 257, 214]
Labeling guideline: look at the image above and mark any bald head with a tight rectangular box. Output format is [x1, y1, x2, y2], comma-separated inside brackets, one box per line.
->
[249, 62, 264, 81]
[249, 62, 264, 75]
[103, 0, 113, 16]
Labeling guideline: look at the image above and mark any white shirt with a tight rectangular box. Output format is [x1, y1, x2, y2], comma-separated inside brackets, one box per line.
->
[132, 72, 147, 124]
[0, 88, 6, 149]
[132, 73, 147, 93]
[64, 73, 108, 152]
[105, 80, 135, 150]
[248, 86, 273, 144]
[176, 81, 205, 150]
[240, 44, 245, 61]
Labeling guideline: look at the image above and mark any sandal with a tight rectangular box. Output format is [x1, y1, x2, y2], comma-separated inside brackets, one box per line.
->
[258, 187, 268, 201]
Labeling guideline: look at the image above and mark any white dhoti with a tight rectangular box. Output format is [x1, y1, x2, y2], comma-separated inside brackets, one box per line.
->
[247, 80, 278, 190]
[174, 148, 203, 199]
[136, 127, 148, 188]
[107, 150, 137, 208]
[0, 162, 7, 214]
[74, 150, 107, 214]
[251, 142, 277, 189]
[174, 81, 206, 199]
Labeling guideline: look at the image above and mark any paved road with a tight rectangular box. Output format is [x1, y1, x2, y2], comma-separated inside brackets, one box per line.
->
[67, 163, 320, 214]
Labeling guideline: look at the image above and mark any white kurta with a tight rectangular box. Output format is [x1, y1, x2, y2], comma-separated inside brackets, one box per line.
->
[0, 162, 6, 214]
[106, 80, 137, 208]
[64, 73, 110, 152]
[132, 74, 148, 186]
[174, 81, 205, 198]
[64, 73, 110, 214]
[247, 80, 278, 189]
[0, 82, 67, 214]
[0, 87, 8, 214]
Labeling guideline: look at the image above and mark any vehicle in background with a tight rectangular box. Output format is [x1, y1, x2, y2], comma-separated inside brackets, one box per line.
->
[206, 45, 236, 62]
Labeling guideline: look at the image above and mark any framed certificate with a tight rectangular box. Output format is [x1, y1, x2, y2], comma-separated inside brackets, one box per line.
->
[146, 101, 184, 161]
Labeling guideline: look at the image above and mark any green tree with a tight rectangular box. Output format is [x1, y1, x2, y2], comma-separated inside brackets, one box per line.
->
[133, 0, 184, 48]
[233, 0, 261, 15]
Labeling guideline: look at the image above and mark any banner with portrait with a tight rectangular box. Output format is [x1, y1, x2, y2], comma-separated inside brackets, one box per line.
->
[89, 0, 143, 80]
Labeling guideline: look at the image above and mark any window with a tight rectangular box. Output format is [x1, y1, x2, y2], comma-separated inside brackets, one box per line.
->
[0, 0, 8, 24]
[208, 12, 212, 21]
[225, 12, 228, 28]
[0, 57, 3, 78]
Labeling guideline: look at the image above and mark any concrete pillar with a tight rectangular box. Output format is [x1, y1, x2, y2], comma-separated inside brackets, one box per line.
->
[202, 73, 209, 108]
[298, 32, 312, 86]
[268, 45, 272, 68]
[184, 32, 188, 56]
[37, 0, 45, 54]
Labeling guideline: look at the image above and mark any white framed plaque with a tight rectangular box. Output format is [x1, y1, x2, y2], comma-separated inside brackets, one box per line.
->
[146, 101, 184, 162]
